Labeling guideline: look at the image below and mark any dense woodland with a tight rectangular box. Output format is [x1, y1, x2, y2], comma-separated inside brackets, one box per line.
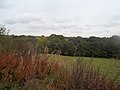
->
[0, 26, 120, 59]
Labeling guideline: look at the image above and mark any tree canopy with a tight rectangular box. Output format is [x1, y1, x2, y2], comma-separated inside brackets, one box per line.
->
[0, 31, 120, 59]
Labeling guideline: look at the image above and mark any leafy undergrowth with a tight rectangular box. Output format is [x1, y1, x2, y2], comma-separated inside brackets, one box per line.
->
[0, 48, 120, 90]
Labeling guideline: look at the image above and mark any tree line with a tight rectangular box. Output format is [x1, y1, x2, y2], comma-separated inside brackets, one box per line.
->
[42, 34, 120, 59]
[0, 25, 120, 59]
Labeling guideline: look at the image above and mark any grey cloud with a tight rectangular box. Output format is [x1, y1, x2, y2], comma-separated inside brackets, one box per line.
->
[25, 23, 91, 37]
[93, 30, 110, 34]
[84, 25, 93, 29]
[5, 14, 90, 31]
[101, 23, 120, 28]
[98, 15, 120, 28]
[112, 15, 120, 21]
[0, 0, 10, 9]
[52, 17, 81, 24]
[5, 14, 44, 25]
[52, 19, 71, 24]
[6, 14, 98, 36]
[28, 24, 60, 31]
[6, 19, 31, 25]
[27, 19, 90, 32]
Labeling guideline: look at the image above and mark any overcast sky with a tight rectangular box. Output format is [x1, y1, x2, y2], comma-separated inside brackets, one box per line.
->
[0, 0, 120, 37]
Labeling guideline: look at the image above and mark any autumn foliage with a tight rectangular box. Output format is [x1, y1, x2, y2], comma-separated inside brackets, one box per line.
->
[0, 48, 120, 90]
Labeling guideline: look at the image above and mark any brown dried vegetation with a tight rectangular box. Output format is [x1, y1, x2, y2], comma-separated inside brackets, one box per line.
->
[0, 48, 120, 90]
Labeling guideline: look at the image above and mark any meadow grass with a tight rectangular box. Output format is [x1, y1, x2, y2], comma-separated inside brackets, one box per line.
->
[49, 55, 120, 80]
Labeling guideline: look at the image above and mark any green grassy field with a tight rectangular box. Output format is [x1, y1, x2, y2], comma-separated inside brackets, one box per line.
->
[49, 55, 120, 79]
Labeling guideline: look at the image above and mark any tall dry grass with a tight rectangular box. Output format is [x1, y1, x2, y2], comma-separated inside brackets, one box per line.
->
[67, 58, 120, 90]
[0, 48, 120, 90]
[0, 48, 68, 90]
